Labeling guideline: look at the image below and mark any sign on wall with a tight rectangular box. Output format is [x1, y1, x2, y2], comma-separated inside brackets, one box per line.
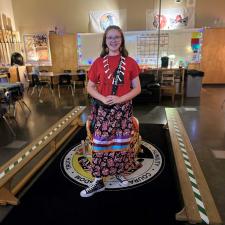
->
[89, 9, 127, 33]
[23, 33, 51, 65]
[146, 7, 195, 30]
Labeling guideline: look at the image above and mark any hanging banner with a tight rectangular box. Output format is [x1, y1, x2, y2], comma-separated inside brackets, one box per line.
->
[23, 33, 51, 65]
[146, 7, 195, 30]
[89, 9, 127, 33]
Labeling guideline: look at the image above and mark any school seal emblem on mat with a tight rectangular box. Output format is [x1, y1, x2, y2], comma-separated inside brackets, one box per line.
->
[60, 140, 165, 190]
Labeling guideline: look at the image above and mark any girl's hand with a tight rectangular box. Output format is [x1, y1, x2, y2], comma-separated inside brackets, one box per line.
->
[101, 96, 112, 105]
[107, 95, 121, 105]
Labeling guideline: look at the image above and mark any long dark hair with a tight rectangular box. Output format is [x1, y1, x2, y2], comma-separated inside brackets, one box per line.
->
[100, 25, 128, 57]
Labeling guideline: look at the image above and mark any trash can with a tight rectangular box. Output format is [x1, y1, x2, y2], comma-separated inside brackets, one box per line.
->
[161, 56, 169, 68]
[186, 69, 204, 97]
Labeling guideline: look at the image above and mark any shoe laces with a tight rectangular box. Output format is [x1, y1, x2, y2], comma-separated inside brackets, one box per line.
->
[116, 174, 127, 182]
[86, 180, 102, 192]
[85, 183, 96, 193]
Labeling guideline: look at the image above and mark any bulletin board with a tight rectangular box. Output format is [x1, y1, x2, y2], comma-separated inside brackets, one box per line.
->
[77, 28, 203, 68]
[23, 33, 51, 65]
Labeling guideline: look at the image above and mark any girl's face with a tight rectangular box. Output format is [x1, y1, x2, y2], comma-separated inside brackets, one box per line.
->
[105, 29, 122, 55]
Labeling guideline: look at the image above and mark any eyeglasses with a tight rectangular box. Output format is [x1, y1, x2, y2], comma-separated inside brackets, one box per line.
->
[106, 36, 122, 41]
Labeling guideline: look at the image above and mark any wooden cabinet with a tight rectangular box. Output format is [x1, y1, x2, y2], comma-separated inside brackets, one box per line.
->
[201, 28, 225, 84]
[49, 34, 77, 74]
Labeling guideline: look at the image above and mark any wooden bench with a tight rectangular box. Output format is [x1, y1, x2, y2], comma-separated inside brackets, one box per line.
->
[165, 108, 222, 225]
[0, 106, 86, 205]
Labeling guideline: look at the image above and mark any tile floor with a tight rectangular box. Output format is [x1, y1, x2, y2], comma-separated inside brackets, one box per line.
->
[0, 85, 224, 223]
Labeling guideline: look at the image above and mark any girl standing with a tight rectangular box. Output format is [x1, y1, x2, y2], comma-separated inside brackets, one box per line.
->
[80, 25, 141, 197]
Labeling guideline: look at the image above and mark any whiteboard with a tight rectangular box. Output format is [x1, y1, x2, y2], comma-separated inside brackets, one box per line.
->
[77, 28, 203, 68]
[77, 33, 102, 65]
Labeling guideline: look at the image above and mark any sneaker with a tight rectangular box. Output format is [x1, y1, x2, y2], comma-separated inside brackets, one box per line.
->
[115, 174, 129, 187]
[80, 179, 105, 197]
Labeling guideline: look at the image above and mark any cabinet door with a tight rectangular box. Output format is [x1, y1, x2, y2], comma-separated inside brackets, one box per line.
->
[49, 34, 77, 74]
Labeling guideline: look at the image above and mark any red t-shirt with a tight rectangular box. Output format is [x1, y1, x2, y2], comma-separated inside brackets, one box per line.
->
[88, 55, 140, 97]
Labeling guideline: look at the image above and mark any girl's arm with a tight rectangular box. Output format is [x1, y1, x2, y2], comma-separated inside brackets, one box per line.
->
[87, 80, 111, 105]
[108, 76, 141, 105]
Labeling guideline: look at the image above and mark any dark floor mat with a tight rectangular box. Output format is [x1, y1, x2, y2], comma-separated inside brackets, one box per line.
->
[1, 124, 184, 225]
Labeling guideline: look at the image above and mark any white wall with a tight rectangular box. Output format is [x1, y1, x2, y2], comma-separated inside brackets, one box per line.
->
[10, 0, 225, 36]
[196, 0, 225, 28]
[11, 0, 187, 35]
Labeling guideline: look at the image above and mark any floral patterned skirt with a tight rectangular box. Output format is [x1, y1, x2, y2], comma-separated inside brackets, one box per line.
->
[89, 101, 136, 177]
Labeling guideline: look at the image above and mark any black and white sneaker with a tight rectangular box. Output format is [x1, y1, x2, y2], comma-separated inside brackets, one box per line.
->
[80, 179, 105, 197]
[115, 174, 129, 187]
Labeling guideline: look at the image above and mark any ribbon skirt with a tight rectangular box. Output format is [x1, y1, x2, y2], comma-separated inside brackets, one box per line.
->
[89, 101, 136, 177]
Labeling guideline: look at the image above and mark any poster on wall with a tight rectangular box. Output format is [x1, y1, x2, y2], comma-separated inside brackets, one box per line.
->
[23, 33, 51, 65]
[89, 9, 127, 33]
[146, 7, 195, 30]
[191, 31, 203, 63]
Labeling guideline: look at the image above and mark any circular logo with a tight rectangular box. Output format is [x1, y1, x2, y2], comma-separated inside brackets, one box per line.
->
[60, 140, 165, 190]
